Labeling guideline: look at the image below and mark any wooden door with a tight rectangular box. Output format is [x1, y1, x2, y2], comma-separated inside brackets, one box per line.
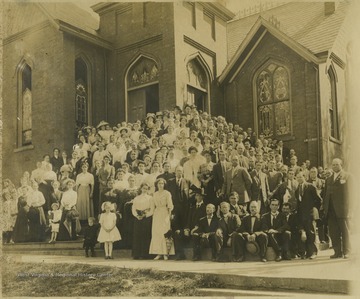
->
[128, 89, 146, 123]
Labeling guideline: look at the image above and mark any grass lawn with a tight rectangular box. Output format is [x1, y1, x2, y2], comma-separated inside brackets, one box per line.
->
[2, 257, 220, 297]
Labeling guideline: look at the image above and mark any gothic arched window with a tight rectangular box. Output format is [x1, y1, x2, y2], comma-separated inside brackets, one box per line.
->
[256, 63, 291, 138]
[328, 66, 339, 140]
[18, 63, 32, 146]
[75, 57, 89, 128]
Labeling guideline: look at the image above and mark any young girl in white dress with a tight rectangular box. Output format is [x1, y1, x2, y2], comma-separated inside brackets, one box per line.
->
[97, 201, 121, 259]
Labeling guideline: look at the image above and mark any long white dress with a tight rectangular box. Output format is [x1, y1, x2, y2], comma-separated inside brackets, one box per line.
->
[76, 172, 94, 220]
[149, 190, 175, 255]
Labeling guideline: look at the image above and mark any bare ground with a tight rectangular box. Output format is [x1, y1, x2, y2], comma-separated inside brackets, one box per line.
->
[1, 258, 221, 297]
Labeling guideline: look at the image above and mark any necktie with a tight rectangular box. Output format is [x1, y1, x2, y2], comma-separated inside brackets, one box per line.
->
[196, 204, 201, 208]
[251, 216, 256, 233]
[271, 214, 276, 227]
[221, 162, 225, 174]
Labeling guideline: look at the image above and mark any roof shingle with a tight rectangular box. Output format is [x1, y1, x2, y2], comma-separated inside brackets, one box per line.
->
[227, 1, 350, 60]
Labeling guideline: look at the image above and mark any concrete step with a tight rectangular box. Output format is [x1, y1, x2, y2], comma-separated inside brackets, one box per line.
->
[3, 242, 277, 261]
[197, 288, 343, 297]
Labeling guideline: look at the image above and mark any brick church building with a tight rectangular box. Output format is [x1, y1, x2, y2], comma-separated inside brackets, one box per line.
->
[2, 1, 353, 182]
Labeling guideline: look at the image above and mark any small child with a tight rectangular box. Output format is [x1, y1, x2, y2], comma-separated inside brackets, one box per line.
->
[83, 217, 99, 257]
[48, 203, 62, 243]
[2, 192, 17, 244]
[97, 201, 121, 259]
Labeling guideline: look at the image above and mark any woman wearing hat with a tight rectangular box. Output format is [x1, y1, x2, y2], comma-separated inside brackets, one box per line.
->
[75, 163, 94, 221]
[97, 121, 111, 145]
[143, 114, 156, 138]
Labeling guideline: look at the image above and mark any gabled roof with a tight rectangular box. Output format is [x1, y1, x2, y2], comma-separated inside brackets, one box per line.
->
[36, 3, 112, 49]
[218, 17, 322, 84]
[227, 1, 350, 60]
[37, 3, 99, 34]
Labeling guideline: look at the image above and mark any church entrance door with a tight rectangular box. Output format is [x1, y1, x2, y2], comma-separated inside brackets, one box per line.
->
[187, 85, 207, 112]
[128, 83, 159, 123]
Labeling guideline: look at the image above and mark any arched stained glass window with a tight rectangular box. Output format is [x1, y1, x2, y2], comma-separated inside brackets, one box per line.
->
[18, 63, 32, 146]
[256, 63, 291, 138]
[75, 57, 89, 128]
[328, 66, 339, 140]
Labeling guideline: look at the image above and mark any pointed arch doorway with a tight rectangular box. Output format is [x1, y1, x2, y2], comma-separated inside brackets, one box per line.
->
[186, 55, 211, 112]
[126, 56, 159, 123]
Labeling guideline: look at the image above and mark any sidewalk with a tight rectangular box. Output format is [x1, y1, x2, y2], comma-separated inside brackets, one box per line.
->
[6, 248, 359, 295]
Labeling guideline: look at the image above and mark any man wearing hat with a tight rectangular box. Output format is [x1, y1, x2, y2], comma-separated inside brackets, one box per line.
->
[239, 200, 268, 262]
[184, 187, 206, 260]
[214, 202, 243, 262]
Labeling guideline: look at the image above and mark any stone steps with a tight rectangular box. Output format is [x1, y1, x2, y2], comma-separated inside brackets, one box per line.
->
[3, 241, 277, 261]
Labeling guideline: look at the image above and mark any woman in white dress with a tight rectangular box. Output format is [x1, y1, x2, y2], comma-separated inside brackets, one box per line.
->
[149, 178, 174, 260]
[75, 163, 94, 221]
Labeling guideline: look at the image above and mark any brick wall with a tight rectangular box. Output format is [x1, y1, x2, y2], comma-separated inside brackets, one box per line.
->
[224, 32, 320, 165]
[3, 24, 70, 182]
[102, 2, 176, 124]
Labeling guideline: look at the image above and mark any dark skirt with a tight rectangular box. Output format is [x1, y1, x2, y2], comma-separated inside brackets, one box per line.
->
[122, 202, 135, 249]
[27, 207, 46, 242]
[132, 216, 152, 258]
[13, 208, 29, 243]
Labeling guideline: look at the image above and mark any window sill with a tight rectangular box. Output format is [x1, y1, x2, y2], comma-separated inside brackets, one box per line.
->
[14, 144, 34, 153]
[329, 136, 342, 145]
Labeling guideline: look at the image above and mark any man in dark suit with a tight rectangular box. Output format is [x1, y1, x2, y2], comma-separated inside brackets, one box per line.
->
[282, 202, 299, 258]
[222, 155, 252, 206]
[168, 166, 191, 260]
[323, 158, 352, 259]
[239, 200, 268, 262]
[157, 161, 175, 183]
[273, 168, 298, 211]
[265, 160, 283, 192]
[295, 172, 321, 259]
[250, 160, 270, 215]
[191, 204, 219, 261]
[183, 188, 206, 259]
[213, 150, 231, 199]
[50, 148, 63, 177]
[214, 202, 243, 262]
[261, 198, 290, 261]
[275, 140, 290, 166]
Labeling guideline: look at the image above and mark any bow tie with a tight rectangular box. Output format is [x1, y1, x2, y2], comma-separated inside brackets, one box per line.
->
[207, 216, 212, 220]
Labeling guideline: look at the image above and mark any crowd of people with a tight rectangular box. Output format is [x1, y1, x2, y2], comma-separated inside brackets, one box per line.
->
[2, 104, 351, 262]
